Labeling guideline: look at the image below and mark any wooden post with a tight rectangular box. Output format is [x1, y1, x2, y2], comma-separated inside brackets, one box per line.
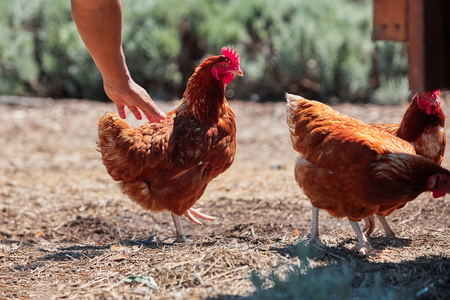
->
[373, 0, 450, 92]
[373, 0, 408, 41]
[408, 0, 425, 92]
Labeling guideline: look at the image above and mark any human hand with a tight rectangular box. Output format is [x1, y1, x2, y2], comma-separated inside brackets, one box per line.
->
[104, 78, 167, 122]
[71, 0, 165, 122]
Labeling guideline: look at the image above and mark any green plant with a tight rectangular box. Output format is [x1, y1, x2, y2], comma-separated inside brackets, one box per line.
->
[0, 0, 409, 104]
[250, 244, 398, 300]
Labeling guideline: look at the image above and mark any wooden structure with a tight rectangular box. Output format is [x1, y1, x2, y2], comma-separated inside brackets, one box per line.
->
[373, 0, 450, 92]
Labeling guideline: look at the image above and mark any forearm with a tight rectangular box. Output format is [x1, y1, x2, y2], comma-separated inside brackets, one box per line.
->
[71, 0, 130, 85]
[71, 0, 166, 121]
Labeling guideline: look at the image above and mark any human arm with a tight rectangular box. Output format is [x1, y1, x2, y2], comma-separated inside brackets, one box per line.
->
[70, 0, 166, 122]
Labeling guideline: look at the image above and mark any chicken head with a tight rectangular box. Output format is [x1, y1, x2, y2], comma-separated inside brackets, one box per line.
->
[417, 89, 441, 115]
[211, 46, 243, 84]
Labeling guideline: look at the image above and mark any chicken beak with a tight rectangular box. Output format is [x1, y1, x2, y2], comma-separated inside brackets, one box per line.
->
[231, 69, 244, 77]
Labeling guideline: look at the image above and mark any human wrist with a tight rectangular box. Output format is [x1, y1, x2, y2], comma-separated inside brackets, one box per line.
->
[98, 45, 131, 86]
[102, 70, 132, 89]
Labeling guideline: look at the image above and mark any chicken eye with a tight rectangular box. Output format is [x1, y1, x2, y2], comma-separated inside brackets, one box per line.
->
[221, 62, 228, 68]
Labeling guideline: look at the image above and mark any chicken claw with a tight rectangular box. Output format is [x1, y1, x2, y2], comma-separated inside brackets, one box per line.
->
[349, 220, 373, 255]
[185, 208, 217, 225]
[170, 209, 216, 243]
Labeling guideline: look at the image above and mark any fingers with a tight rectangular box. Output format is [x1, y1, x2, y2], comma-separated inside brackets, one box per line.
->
[143, 113, 161, 123]
[117, 105, 163, 122]
[143, 109, 166, 123]
[108, 81, 166, 122]
[127, 106, 143, 120]
[140, 97, 167, 123]
[116, 104, 127, 119]
[117, 104, 161, 122]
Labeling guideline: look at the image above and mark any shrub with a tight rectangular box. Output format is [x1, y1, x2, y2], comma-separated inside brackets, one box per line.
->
[0, 0, 408, 104]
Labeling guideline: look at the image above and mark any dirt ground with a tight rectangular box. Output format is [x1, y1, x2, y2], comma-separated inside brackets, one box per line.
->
[0, 95, 449, 299]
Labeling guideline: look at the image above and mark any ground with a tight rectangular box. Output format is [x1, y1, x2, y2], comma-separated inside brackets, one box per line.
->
[0, 95, 448, 299]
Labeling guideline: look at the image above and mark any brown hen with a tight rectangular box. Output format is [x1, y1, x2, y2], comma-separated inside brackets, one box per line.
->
[98, 47, 242, 243]
[365, 90, 446, 236]
[285, 93, 450, 253]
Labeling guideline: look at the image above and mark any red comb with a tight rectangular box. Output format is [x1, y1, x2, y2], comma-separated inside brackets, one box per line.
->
[423, 89, 441, 101]
[432, 89, 440, 98]
[221, 46, 239, 66]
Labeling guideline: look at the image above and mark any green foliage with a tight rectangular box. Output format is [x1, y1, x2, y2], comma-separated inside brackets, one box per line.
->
[250, 244, 398, 300]
[39, 0, 100, 97]
[372, 76, 410, 105]
[0, 0, 408, 103]
[371, 41, 410, 105]
[0, 0, 39, 95]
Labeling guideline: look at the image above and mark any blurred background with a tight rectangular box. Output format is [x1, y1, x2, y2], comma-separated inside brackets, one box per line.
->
[0, 0, 410, 104]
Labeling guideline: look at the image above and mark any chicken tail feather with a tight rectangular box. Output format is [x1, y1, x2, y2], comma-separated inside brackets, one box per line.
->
[98, 111, 133, 142]
[98, 111, 140, 181]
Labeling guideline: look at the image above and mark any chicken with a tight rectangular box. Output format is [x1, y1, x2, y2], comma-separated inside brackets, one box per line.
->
[98, 46, 243, 243]
[364, 90, 446, 235]
[372, 90, 445, 164]
[285, 93, 450, 253]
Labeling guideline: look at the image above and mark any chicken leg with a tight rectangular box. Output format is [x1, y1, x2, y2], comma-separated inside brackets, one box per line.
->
[171, 213, 188, 243]
[309, 207, 324, 247]
[375, 215, 395, 237]
[363, 215, 395, 238]
[349, 220, 372, 255]
[362, 215, 375, 235]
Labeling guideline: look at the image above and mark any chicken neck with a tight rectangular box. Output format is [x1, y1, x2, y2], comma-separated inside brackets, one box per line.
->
[179, 68, 228, 124]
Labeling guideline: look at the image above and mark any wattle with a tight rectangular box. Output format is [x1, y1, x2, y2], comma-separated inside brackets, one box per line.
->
[432, 189, 446, 198]
[223, 73, 235, 85]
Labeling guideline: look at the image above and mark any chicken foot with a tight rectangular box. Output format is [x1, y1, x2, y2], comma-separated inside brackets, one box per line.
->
[375, 215, 396, 237]
[170, 209, 217, 243]
[362, 215, 395, 238]
[363, 215, 396, 237]
[171, 213, 188, 243]
[185, 208, 216, 225]
[349, 220, 372, 255]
